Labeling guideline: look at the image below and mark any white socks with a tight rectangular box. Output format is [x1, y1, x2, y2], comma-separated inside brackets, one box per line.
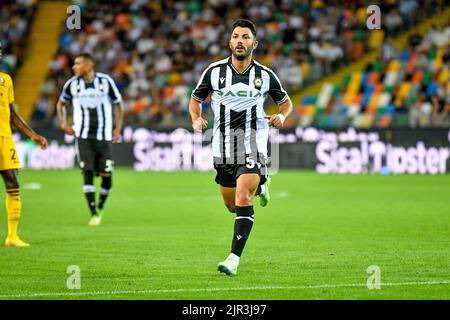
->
[228, 253, 240, 265]
[260, 183, 266, 195]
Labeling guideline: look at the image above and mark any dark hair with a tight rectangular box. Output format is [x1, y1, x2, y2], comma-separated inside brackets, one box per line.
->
[75, 52, 95, 65]
[232, 19, 257, 38]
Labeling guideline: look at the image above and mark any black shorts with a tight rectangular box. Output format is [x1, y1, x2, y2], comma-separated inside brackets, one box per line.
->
[214, 156, 268, 188]
[76, 139, 113, 174]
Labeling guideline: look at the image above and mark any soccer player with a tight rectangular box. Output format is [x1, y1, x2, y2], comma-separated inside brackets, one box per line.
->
[189, 19, 293, 275]
[56, 53, 123, 226]
[0, 41, 48, 247]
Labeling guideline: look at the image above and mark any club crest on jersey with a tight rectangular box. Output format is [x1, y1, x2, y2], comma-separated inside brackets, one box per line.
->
[0, 77, 5, 86]
[253, 77, 263, 89]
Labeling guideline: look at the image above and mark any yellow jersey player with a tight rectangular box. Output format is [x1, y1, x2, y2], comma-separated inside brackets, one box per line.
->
[0, 41, 48, 247]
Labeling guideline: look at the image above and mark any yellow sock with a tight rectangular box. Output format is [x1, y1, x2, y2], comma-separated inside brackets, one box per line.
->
[6, 188, 21, 239]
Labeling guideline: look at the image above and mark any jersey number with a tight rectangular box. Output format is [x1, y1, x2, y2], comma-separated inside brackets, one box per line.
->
[246, 157, 255, 169]
[10, 149, 17, 161]
[105, 160, 114, 172]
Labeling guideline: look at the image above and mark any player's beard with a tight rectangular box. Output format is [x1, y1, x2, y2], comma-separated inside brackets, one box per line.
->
[232, 46, 252, 61]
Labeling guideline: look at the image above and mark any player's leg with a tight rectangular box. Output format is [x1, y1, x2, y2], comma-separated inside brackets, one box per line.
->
[98, 172, 112, 211]
[214, 164, 238, 274]
[232, 173, 259, 256]
[256, 159, 271, 207]
[220, 186, 236, 213]
[83, 170, 97, 216]
[214, 163, 237, 212]
[77, 139, 98, 221]
[218, 172, 260, 276]
[1, 169, 29, 247]
[257, 175, 271, 207]
[0, 137, 28, 247]
[97, 141, 113, 212]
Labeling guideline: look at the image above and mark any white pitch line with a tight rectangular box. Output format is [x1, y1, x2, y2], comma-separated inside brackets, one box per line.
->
[23, 182, 42, 190]
[0, 280, 448, 299]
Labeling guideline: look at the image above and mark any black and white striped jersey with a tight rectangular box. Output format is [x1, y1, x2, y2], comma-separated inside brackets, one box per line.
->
[59, 72, 122, 141]
[191, 57, 288, 164]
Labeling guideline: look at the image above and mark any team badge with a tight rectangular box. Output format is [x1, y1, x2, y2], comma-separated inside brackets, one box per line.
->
[0, 78, 5, 86]
[253, 77, 263, 89]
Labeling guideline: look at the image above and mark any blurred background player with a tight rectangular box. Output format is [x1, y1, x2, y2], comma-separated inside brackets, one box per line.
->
[189, 19, 292, 276]
[0, 41, 48, 247]
[56, 53, 123, 226]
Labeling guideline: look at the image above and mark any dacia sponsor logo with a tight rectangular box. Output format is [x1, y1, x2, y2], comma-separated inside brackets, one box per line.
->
[74, 93, 105, 99]
[217, 90, 262, 98]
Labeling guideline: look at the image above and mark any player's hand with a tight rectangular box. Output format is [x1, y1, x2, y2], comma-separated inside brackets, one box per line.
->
[31, 134, 48, 150]
[61, 123, 75, 136]
[265, 114, 285, 129]
[192, 117, 208, 132]
[112, 127, 121, 143]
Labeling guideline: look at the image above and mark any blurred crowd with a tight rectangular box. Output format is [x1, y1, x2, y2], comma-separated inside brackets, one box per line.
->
[404, 24, 450, 128]
[0, 0, 448, 129]
[296, 20, 450, 129]
[34, 0, 443, 129]
[0, 0, 36, 75]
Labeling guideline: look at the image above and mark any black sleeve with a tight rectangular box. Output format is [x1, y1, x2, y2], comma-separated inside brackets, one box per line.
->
[267, 70, 288, 104]
[191, 67, 213, 102]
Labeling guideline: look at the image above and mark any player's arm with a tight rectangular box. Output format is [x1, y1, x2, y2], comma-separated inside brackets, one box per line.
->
[9, 103, 48, 149]
[112, 101, 124, 143]
[189, 66, 213, 132]
[57, 78, 75, 135]
[189, 97, 208, 132]
[56, 99, 75, 135]
[266, 69, 293, 129]
[267, 97, 293, 129]
[106, 75, 123, 143]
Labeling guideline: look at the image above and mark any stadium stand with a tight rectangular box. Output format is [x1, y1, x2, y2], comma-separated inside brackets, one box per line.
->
[295, 14, 450, 129]
[1, 1, 69, 124]
[0, 1, 36, 75]
[1, 0, 448, 129]
[39, 0, 446, 129]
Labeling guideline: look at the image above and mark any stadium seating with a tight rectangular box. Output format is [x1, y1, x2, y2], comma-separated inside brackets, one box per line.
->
[295, 41, 449, 129]
[0, 1, 36, 75]
[36, 0, 438, 128]
[1, 0, 448, 129]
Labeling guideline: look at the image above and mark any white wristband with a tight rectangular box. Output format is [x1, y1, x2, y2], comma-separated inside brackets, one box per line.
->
[193, 119, 203, 132]
[277, 113, 286, 125]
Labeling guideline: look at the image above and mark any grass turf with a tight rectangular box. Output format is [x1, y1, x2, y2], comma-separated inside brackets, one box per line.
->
[0, 169, 449, 300]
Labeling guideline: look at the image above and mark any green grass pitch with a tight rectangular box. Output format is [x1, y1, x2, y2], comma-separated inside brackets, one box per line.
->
[0, 169, 449, 300]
